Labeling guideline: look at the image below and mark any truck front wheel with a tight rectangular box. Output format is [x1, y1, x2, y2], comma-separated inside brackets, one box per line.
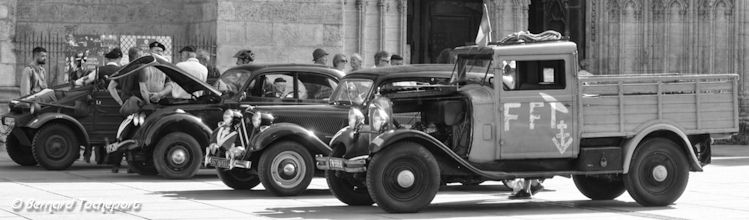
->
[573, 174, 625, 200]
[6, 133, 37, 166]
[153, 132, 202, 179]
[366, 142, 440, 213]
[625, 138, 689, 206]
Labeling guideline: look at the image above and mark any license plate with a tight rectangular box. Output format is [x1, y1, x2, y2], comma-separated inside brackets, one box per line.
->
[329, 158, 344, 169]
[209, 157, 230, 168]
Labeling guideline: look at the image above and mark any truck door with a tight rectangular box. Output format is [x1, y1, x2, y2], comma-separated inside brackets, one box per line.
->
[496, 56, 577, 159]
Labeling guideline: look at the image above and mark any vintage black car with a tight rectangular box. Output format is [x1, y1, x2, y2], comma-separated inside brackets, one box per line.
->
[204, 64, 478, 196]
[1, 75, 124, 170]
[107, 56, 344, 179]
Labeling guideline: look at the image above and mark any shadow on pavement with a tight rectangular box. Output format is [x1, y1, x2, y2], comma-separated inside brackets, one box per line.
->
[151, 188, 333, 200]
[257, 199, 674, 219]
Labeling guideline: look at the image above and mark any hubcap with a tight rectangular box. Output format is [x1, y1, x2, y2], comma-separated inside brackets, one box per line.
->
[46, 135, 69, 159]
[270, 151, 305, 189]
[396, 170, 415, 188]
[171, 149, 187, 165]
[652, 165, 668, 182]
[282, 163, 296, 176]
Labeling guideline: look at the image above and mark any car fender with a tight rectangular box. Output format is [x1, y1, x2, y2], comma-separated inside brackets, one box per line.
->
[25, 112, 90, 145]
[329, 126, 374, 159]
[251, 122, 332, 155]
[138, 113, 212, 148]
[622, 122, 701, 173]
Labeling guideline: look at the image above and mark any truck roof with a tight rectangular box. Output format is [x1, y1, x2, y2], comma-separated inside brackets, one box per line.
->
[454, 41, 577, 57]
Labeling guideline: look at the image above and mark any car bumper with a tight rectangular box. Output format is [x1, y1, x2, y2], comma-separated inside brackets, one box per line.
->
[315, 155, 367, 173]
[204, 156, 252, 169]
[105, 140, 139, 154]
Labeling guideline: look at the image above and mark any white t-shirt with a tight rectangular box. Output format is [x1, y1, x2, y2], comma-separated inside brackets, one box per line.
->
[173, 58, 208, 99]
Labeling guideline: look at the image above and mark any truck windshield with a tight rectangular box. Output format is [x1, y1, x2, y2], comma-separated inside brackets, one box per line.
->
[330, 79, 373, 106]
[451, 56, 493, 85]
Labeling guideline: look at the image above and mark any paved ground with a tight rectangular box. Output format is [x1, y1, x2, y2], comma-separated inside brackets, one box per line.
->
[0, 145, 747, 220]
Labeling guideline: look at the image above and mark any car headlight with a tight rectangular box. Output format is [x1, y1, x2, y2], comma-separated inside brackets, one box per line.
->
[133, 113, 146, 126]
[348, 108, 364, 128]
[252, 112, 262, 127]
[30, 103, 40, 114]
[370, 107, 389, 131]
[3, 117, 14, 127]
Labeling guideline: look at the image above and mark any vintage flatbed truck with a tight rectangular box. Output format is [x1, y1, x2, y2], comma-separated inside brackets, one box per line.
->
[316, 37, 738, 213]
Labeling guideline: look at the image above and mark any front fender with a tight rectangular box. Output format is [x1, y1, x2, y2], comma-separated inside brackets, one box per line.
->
[370, 129, 454, 156]
[251, 122, 332, 155]
[138, 113, 212, 147]
[329, 126, 374, 159]
[26, 112, 90, 145]
[623, 123, 701, 173]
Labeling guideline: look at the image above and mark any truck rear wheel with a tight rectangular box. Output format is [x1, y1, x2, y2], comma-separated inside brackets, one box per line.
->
[258, 141, 314, 196]
[625, 138, 689, 206]
[326, 146, 372, 206]
[6, 133, 37, 166]
[217, 167, 261, 190]
[573, 174, 625, 200]
[366, 142, 440, 213]
[153, 132, 202, 179]
[32, 124, 80, 170]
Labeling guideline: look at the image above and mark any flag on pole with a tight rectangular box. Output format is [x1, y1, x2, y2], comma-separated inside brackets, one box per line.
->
[475, 4, 492, 47]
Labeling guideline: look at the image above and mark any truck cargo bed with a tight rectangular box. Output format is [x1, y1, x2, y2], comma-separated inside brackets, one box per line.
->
[579, 74, 739, 138]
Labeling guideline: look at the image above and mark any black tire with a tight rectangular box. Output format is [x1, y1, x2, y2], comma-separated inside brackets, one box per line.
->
[624, 138, 689, 206]
[258, 141, 315, 196]
[31, 124, 80, 170]
[153, 132, 202, 179]
[5, 133, 37, 166]
[573, 174, 625, 200]
[366, 142, 440, 213]
[217, 167, 261, 190]
[325, 146, 373, 206]
[127, 156, 158, 176]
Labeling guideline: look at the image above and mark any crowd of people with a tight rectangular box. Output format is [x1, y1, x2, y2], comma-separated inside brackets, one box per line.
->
[18, 43, 407, 110]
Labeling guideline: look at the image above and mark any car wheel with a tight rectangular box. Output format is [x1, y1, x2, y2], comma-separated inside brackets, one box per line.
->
[127, 156, 158, 176]
[31, 124, 80, 170]
[366, 142, 440, 213]
[6, 133, 37, 166]
[258, 141, 314, 196]
[573, 174, 625, 200]
[153, 132, 202, 179]
[326, 146, 373, 206]
[625, 137, 689, 206]
[217, 167, 261, 190]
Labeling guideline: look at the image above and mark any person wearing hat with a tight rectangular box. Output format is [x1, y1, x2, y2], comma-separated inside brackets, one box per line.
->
[313, 48, 328, 66]
[391, 54, 404, 66]
[173, 46, 208, 99]
[144, 41, 173, 104]
[234, 49, 254, 65]
[68, 52, 96, 87]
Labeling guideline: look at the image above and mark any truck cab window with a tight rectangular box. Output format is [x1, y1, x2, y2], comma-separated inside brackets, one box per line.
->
[502, 59, 566, 91]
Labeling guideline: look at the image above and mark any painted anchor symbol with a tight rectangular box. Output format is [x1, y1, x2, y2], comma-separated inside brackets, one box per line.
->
[552, 120, 573, 154]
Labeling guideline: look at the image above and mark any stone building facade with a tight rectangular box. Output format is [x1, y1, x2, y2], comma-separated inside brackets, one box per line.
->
[2, 0, 749, 136]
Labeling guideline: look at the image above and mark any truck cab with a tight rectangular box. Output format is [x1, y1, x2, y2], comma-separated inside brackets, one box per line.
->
[316, 34, 738, 213]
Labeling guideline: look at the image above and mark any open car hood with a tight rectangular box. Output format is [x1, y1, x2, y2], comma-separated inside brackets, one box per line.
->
[110, 55, 221, 97]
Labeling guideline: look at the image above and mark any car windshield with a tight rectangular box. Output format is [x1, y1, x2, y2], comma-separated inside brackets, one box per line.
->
[330, 79, 373, 105]
[214, 69, 252, 96]
[451, 55, 493, 85]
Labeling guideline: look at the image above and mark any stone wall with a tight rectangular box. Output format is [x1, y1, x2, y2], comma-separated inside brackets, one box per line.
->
[0, 0, 15, 114]
[342, 0, 407, 68]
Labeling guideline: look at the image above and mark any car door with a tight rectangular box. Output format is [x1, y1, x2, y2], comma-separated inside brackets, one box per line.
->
[496, 55, 577, 159]
[90, 88, 123, 145]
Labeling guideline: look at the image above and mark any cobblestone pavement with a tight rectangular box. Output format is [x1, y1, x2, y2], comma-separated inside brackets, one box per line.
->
[0, 145, 747, 220]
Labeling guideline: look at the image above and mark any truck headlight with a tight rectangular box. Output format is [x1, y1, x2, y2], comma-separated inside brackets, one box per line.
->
[133, 113, 146, 126]
[370, 107, 389, 131]
[348, 108, 364, 128]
